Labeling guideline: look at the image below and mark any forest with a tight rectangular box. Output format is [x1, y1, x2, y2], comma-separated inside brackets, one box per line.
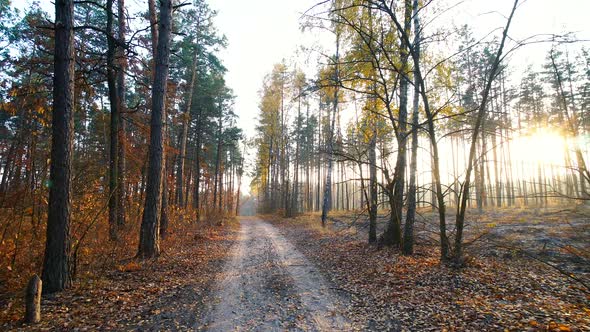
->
[0, 0, 589, 331]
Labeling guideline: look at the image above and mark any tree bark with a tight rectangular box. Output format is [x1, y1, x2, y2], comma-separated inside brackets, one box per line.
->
[42, 0, 74, 293]
[321, 32, 340, 227]
[147, 0, 158, 57]
[368, 126, 377, 243]
[316, 103, 322, 211]
[107, 0, 121, 240]
[403, 0, 420, 255]
[383, 0, 412, 247]
[236, 144, 245, 216]
[138, 0, 173, 259]
[160, 159, 169, 238]
[117, 0, 127, 227]
[290, 88, 303, 217]
[213, 108, 223, 213]
[176, 42, 199, 206]
[193, 111, 203, 220]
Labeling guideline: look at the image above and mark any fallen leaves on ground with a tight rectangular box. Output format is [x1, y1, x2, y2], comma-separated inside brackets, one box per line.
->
[1, 222, 238, 331]
[270, 214, 590, 331]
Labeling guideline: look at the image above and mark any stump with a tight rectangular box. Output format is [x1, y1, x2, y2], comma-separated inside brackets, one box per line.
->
[25, 274, 42, 323]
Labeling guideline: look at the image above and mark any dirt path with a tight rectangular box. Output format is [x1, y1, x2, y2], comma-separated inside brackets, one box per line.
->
[200, 218, 351, 331]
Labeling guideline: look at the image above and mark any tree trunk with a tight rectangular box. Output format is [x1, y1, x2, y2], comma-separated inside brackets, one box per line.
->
[306, 103, 311, 211]
[107, 0, 121, 240]
[138, 0, 173, 258]
[382, 0, 412, 247]
[160, 111, 171, 238]
[290, 90, 303, 217]
[116, 0, 127, 228]
[368, 127, 377, 243]
[42, 0, 74, 293]
[454, 0, 518, 263]
[160, 159, 169, 238]
[549, 49, 590, 198]
[193, 116, 202, 220]
[492, 131, 501, 207]
[218, 154, 224, 213]
[474, 138, 483, 212]
[147, 0, 158, 57]
[213, 110, 222, 212]
[236, 144, 245, 216]
[321, 33, 340, 227]
[176, 44, 199, 207]
[403, 0, 420, 255]
[314, 101, 322, 211]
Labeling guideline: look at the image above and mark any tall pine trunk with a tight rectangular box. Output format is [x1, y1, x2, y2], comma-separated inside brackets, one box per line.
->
[321, 32, 340, 227]
[176, 42, 199, 207]
[213, 110, 222, 213]
[116, 0, 127, 228]
[42, 0, 75, 293]
[138, 0, 173, 258]
[107, 0, 121, 240]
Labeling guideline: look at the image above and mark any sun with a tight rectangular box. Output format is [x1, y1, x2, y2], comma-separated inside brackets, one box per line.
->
[511, 128, 568, 167]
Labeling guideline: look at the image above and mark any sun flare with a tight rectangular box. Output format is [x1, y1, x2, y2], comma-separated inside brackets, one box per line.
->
[511, 129, 568, 167]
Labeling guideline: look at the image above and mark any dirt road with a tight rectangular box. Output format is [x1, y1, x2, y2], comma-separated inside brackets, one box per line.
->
[200, 218, 351, 331]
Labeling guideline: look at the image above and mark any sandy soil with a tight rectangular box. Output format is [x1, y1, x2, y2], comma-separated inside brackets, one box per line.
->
[327, 207, 590, 282]
[200, 218, 351, 331]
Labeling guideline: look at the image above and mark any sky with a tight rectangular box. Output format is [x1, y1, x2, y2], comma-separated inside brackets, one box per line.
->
[209, 0, 320, 139]
[11, 0, 590, 194]
[207, 0, 590, 192]
[208, 0, 590, 141]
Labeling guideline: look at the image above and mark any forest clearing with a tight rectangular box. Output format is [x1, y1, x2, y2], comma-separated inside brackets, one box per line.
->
[1, 0, 590, 330]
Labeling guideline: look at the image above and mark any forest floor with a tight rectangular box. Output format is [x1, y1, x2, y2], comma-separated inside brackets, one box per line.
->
[326, 205, 590, 283]
[268, 206, 590, 331]
[2, 208, 589, 331]
[2, 220, 239, 331]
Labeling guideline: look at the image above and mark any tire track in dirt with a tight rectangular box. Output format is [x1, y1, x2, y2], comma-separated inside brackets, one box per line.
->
[201, 218, 351, 331]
